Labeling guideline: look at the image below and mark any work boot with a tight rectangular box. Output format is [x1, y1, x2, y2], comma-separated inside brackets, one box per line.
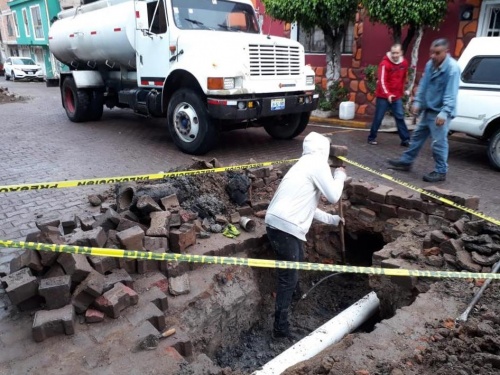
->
[423, 171, 446, 182]
[387, 159, 412, 171]
[400, 141, 410, 147]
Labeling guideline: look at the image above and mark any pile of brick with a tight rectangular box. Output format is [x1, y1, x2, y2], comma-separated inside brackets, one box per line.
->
[0, 163, 280, 343]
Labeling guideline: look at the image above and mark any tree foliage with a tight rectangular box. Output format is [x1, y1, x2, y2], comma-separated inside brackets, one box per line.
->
[362, 0, 451, 52]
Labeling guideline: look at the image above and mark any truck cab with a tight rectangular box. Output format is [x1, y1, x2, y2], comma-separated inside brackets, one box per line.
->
[449, 37, 500, 170]
[48, 0, 318, 155]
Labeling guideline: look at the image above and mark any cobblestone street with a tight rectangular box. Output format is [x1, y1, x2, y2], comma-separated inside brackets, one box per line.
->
[1, 80, 499, 274]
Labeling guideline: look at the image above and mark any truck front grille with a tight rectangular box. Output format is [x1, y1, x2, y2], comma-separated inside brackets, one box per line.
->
[248, 44, 301, 76]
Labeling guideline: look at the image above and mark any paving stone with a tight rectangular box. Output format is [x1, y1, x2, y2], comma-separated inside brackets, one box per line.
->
[127, 302, 166, 331]
[67, 227, 107, 248]
[136, 196, 163, 215]
[168, 274, 190, 296]
[117, 226, 145, 250]
[161, 194, 180, 211]
[92, 208, 121, 231]
[94, 282, 139, 318]
[237, 206, 253, 217]
[163, 329, 193, 357]
[78, 214, 96, 231]
[368, 185, 393, 204]
[103, 268, 134, 293]
[88, 256, 120, 274]
[134, 272, 169, 294]
[72, 271, 105, 313]
[169, 213, 182, 228]
[141, 286, 169, 312]
[120, 210, 140, 222]
[116, 218, 142, 232]
[60, 213, 78, 235]
[35, 215, 60, 232]
[251, 200, 270, 211]
[147, 211, 170, 237]
[1, 268, 38, 305]
[57, 253, 94, 283]
[169, 223, 196, 253]
[32, 304, 76, 342]
[9, 250, 43, 273]
[385, 189, 414, 208]
[85, 308, 105, 323]
[43, 264, 65, 279]
[105, 229, 121, 249]
[39, 275, 72, 310]
[118, 259, 138, 274]
[128, 321, 160, 347]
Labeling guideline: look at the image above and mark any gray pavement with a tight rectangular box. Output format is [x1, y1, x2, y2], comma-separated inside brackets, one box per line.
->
[1, 80, 499, 275]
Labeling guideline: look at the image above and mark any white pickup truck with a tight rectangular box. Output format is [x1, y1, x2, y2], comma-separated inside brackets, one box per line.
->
[450, 37, 500, 170]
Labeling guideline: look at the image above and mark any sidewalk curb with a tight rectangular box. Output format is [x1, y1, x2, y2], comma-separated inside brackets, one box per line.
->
[309, 116, 369, 129]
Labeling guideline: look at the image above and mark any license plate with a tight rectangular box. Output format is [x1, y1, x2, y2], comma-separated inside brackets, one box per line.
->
[271, 98, 285, 111]
[27, 72, 34, 75]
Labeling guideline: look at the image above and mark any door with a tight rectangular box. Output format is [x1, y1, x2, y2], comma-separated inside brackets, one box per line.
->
[135, 0, 171, 87]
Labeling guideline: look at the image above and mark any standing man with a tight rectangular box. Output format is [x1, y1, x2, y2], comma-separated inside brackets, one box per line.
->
[265, 132, 346, 339]
[387, 39, 460, 182]
[367, 43, 411, 147]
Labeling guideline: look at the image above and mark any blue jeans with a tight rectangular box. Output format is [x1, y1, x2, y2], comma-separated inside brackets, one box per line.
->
[400, 111, 450, 174]
[266, 226, 304, 333]
[368, 98, 410, 143]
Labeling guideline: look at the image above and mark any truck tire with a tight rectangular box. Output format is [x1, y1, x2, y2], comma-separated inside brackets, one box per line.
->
[62, 77, 90, 122]
[262, 112, 310, 140]
[88, 90, 104, 121]
[167, 88, 217, 155]
[487, 128, 500, 171]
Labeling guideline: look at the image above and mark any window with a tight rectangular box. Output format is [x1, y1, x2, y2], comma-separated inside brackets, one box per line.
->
[22, 9, 30, 37]
[30, 6, 44, 39]
[462, 56, 500, 84]
[147, 0, 167, 34]
[6, 14, 14, 37]
[486, 6, 500, 36]
[12, 12, 20, 37]
[298, 22, 355, 54]
[479, 1, 500, 37]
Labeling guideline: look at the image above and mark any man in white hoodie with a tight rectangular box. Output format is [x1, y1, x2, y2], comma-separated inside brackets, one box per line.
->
[265, 132, 347, 338]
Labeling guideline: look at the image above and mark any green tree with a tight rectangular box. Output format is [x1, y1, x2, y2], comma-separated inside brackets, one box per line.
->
[262, 0, 358, 85]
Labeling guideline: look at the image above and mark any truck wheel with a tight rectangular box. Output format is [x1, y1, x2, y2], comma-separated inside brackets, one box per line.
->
[487, 128, 500, 171]
[88, 90, 104, 121]
[62, 77, 90, 122]
[167, 88, 217, 155]
[262, 112, 310, 140]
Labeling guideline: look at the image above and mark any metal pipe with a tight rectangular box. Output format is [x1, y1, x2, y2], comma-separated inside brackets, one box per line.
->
[253, 291, 380, 375]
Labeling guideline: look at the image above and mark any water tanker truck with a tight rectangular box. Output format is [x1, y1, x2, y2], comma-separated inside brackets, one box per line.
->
[48, 0, 318, 154]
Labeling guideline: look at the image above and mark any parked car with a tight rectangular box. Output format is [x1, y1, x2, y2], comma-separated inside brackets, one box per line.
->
[0, 50, 5, 76]
[450, 37, 500, 170]
[4, 57, 45, 81]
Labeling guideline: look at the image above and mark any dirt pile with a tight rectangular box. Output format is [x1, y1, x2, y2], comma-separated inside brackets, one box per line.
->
[0, 86, 27, 104]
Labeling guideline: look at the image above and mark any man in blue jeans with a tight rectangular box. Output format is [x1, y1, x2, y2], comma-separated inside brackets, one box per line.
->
[368, 43, 410, 146]
[265, 132, 346, 339]
[388, 39, 460, 183]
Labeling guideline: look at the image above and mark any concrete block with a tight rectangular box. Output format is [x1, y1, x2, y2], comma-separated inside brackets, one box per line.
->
[35, 216, 60, 232]
[1, 268, 38, 306]
[368, 185, 393, 204]
[61, 213, 78, 235]
[67, 227, 107, 247]
[88, 256, 120, 274]
[168, 274, 190, 296]
[43, 264, 65, 279]
[147, 211, 171, 237]
[77, 214, 96, 231]
[94, 282, 139, 318]
[39, 275, 72, 310]
[141, 286, 168, 312]
[72, 271, 105, 313]
[103, 268, 134, 293]
[10, 250, 43, 273]
[85, 309, 105, 323]
[57, 253, 94, 283]
[169, 214, 182, 228]
[161, 194, 180, 211]
[127, 302, 166, 331]
[92, 208, 121, 231]
[32, 304, 76, 342]
[169, 224, 196, 253]
[136, 195, 163, 215]
[117, 226, 145, 250]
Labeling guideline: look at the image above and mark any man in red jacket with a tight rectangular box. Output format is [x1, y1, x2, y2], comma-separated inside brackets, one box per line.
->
[367, 44, 411, 146]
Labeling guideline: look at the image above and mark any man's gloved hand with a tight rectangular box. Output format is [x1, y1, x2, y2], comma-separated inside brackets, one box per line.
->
[331, 215, 345, 226]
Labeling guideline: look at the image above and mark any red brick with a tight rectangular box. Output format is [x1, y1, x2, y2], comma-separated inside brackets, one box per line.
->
[85, 309, 105, 323]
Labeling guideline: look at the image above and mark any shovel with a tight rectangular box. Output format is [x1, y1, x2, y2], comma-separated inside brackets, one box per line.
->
[137, 327, 176, 351]
[456, 260, 500, 323]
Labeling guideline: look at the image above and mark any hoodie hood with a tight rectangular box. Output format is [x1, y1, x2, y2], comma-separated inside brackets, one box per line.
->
[385, 52, 404, 65]
[302, 132, 330, 161]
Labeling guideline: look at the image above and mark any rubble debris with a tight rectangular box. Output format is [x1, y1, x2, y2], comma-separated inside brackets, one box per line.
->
[32, 304, 76, 342]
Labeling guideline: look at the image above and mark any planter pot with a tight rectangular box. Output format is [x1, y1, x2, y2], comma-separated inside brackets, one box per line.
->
[312, 109, 334, 118]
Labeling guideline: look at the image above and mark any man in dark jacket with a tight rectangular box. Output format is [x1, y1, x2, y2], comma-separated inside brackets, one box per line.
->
[367, 44, 411, 146]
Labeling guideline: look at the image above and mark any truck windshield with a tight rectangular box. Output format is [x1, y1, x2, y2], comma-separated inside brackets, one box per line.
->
[171, 0, 259, 33]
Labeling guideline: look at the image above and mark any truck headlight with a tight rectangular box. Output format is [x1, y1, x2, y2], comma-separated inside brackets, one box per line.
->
[306, 75, 315, 86]
[207, 77, 236, 90]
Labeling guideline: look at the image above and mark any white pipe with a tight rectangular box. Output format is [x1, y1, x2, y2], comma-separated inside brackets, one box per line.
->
[253, 291, 380, 375]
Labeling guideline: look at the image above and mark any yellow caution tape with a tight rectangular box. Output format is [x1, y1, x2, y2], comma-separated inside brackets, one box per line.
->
[338, 156, 500, 227]
[0, 159, 299, 193]
[0, 240, 499, 280]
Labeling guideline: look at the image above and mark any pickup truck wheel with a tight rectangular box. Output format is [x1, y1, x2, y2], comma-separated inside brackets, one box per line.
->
[87, 90, 104, 121]
[167, 88, 217, 155]
[262, 112, 310, 139]
[62, 77, 90, 122]
[487, 129, 500, 171]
